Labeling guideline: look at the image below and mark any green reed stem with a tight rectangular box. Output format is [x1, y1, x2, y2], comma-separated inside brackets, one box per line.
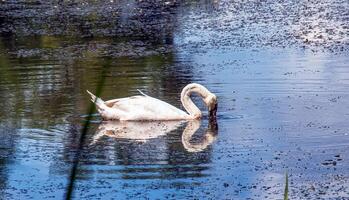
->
[65, 60, 110, 200]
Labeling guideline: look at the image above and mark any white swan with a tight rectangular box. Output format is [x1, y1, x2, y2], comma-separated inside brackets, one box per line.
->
[87, 83, 217, 121]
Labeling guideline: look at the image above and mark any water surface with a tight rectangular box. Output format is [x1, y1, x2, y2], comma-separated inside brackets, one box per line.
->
[0, 0, 349, 199]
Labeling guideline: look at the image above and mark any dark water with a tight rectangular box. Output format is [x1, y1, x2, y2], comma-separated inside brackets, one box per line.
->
[0, 0, 349, 199]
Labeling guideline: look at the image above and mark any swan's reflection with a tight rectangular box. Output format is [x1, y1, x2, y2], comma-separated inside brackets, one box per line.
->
[182, 118, 218, 152]
[91, 118, 218, 152]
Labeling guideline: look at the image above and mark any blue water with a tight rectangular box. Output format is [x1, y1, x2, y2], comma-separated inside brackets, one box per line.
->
[0, 0, 348, 199]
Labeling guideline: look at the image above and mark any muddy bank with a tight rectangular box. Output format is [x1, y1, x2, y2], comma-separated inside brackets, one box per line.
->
[0, 0, 348, 60]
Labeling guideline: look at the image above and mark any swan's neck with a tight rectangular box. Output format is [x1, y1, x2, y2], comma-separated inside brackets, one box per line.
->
[180, 83, 211, 119]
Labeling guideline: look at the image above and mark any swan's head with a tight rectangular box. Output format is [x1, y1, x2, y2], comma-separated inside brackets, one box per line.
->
[205, 93, 217, 118]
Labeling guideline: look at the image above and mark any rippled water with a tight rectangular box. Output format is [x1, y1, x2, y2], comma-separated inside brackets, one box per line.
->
[0, 0, 349, 199]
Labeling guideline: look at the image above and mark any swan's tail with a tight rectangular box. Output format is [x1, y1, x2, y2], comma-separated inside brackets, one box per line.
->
[86, 90, 107, 111]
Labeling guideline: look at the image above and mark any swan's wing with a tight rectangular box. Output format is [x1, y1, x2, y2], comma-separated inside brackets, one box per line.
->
[104, 97, 136, 107]
[104, 99, 120, 107]
[110, 96, 188, 120]
[104, 90, 149, 107]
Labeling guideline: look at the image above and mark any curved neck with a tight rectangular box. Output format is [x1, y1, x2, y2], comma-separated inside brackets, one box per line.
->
[180, 83, 210, 119]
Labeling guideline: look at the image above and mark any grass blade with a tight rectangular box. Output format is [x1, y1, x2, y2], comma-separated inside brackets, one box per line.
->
[65, 60, 110, 200]
[284, 171, 289, 200]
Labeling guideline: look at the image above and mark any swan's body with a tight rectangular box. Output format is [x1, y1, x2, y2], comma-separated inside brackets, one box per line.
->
[87, 83, 217, 121]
